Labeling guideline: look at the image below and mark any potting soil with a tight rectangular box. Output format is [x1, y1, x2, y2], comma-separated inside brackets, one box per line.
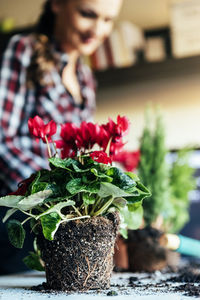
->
[38, 214, 119, 291]
[127, 227, 168, 272]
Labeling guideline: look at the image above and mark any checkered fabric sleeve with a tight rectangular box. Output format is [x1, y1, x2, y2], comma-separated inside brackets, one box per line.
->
[0, 34, 96, 194]
[0, 35, 49, 192]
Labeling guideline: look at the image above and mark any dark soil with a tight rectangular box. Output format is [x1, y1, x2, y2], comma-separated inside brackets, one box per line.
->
[127, 227, 169, 272]
[169, 264, 200, 297]
[126, 261, 200, 297]
[173, 283, 200, 297]
[37, 213, 119, 292]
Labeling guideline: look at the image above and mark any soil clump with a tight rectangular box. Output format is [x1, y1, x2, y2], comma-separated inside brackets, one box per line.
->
[38, 213, 119, 291]
[127, 227, 168, 272]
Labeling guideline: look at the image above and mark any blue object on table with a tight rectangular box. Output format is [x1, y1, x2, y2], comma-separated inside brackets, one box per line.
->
[177, 234, 200, 257]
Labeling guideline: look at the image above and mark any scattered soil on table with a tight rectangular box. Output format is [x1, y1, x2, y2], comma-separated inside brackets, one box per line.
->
[37, 213, 119, 292]
[31, 259, 200, 297]
[169, 264, 200, 297]
[173, 283, 200, 297]
[114, 260, 200, 297]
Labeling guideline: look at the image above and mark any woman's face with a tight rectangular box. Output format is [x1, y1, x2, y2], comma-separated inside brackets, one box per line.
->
[52, 0, 123, 56]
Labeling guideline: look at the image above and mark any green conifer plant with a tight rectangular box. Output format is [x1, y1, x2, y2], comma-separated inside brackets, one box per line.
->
[138, 108, 170, 226]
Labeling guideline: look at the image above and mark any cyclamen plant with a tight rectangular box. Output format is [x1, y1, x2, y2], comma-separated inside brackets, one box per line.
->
[0, 115, 150, 270]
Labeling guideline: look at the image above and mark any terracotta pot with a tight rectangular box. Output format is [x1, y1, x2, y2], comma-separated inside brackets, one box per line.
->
[114, 227, 180, 272]
[114, 236, 129, 270]
[38, 214, 119, 291]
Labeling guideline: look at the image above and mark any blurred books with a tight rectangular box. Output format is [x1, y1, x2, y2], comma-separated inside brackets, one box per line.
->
[88, 21, 145, 70]
[170, 0, 200, 58]
[144, 36, 167, 62]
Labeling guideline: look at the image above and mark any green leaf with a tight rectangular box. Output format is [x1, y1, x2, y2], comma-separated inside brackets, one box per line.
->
[49, 157, 76, 171]
[6, 219, 25, 248]
[30, 218, 40, 235]
[90, 168, 113, 182]
[112, 197, 127, 209]
[72, 163, 90, 173]
[85, 182, 100, 193]
[29, 171, 41, 193]
[31, 182, 49, 194]
[66, 178, 86, 194]
[67, 172, 100, 194]
[82, 193, 96, 206]
[136, 181, 151, 196]
[17, 190, 52, 211]
[23, 251, 44, 271]
[98, 182, 135, 198]
[0, 195, 24, 208]
[36, 200, 75, 220]
[125, 172, 140, 181]
[127, 201, 143, 212]
[106, 167, 136, 190]
[44, 195, 72, 203]
[40, 212, 61, 240]
[126, 181, 151, 204]
[2, 208, 18, 223]
[119, 228, 128, 239]
[120, 205, 143, 230]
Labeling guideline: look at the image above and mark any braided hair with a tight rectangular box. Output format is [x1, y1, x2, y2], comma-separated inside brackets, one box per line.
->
[27, 0, 59, 86]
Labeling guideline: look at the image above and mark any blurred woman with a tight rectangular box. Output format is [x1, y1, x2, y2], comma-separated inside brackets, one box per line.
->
[0, 0, 123, 274]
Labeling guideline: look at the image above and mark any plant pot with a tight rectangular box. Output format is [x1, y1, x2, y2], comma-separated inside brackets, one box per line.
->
[114, 236, 129, 271]
[127, 227, 180, 272]
[38, 213, 119, 291]
[114, 227, 180, 272]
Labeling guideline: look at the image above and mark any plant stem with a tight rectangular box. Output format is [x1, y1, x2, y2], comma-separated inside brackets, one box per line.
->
[21, 217, 32, 225]
[90, 196, 101, 215]
[72, 205, 82, 217]
[52, 141, 58, 156]
[60, 215, 90, 223]
[105, 137, 112, 156]
[19, 210, 36, 218]
[92, 196, 113, 216]
[85, 206, 88, 215]
[45, 135, 52, 157]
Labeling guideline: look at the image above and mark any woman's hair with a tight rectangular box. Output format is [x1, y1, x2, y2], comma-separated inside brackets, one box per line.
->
[27, 0, 58, 87]
[36, 0, 55, 38]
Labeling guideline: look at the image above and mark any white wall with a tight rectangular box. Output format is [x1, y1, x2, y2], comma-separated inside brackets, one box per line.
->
[0, 0, 43, 28]
[0, 0, 178, 30]
[95, 72, 200, 150]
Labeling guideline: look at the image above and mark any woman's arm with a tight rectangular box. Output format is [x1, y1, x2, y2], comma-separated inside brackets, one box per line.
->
[0, 35, 48, 192]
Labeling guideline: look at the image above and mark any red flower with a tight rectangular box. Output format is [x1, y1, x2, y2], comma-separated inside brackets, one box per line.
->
[101, 115, 130, 152]
[110, 139, 125, 156]
[60, 123, 78, 143]
[28, 116, 57, 143]
[76, 122, 101, 150]
[117, 115, 130, 136]
[113, 150, 140, 172]
[96, 126, 110, 150]
[55, 123, 79, 158]
[90, 151, 112, 164]
[103, 115, 130, 139]
[9, 174, 35, 196]
[57, 123, 78, 149]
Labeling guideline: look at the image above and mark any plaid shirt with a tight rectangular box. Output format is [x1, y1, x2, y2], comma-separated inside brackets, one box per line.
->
[0, 34, 96, 194]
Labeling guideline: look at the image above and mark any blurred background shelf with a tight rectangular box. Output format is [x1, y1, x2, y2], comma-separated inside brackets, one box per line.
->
[95, 54, 200, 88]
[1, 26, 200, 89]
